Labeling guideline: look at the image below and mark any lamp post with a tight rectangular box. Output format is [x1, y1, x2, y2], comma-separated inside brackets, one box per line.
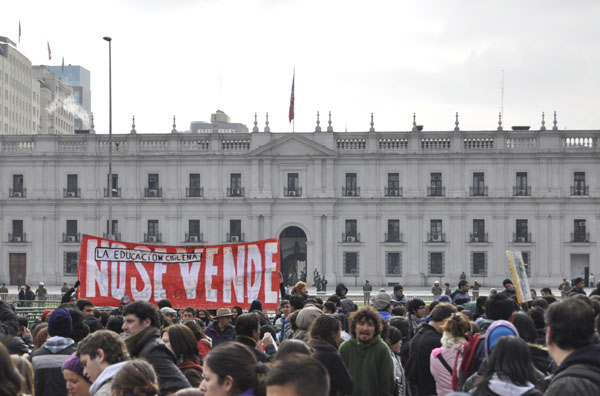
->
[103, 36, 113, 239]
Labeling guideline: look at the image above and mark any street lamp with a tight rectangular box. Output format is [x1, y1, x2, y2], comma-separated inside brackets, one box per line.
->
[103, 36, 113, 239]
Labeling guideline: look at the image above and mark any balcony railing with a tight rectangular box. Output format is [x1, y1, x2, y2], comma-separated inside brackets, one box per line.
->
[9, 188, 26, 198]
[427, 232, 446, 242]
[102, 232, 122, 241]
[513, 186, 531, 196]
[144, 233, 162, 243]
[186, 187, 204, 198]
[62, 233, 81, 243]
[427, 186, 445, 197]
[385, 232, 403, 243]
[571, 232, 590, 243]
[513, 232, 532, 243]
[284, 187, 302, 197]
[342, 233, 361, 243]
[470, 186, 488, 196]
[384, 186, 403, 197]
[342, 186, 360, 197]
[63, 188, 81, 198]
[8, 233, 26, 243]
[226, 233, 245, 243]
[227, 187, 245, 197]
[185, 232, 204, 243]
[470, 232, 488, 243]
[571, 185, 589, 196]
[144, 187, 162, 198]
[104, 187, 122, 197]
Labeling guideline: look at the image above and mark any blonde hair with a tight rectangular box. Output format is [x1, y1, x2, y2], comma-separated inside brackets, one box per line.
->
[290, 281, 307, 296]
[441, 312, 471, 338]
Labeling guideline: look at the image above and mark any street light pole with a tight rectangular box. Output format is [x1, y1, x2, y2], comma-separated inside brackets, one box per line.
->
[103, 36, 113, 239]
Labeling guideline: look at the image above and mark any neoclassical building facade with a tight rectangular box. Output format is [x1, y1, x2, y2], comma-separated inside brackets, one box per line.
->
[0, 123, 598, 287]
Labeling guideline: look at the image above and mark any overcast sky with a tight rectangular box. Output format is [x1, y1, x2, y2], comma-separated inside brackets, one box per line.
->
[2, 0, 600, 134]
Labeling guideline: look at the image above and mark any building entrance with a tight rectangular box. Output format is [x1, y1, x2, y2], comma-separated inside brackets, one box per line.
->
[570, 253, 590, 285]
[279, 226, 307, 286]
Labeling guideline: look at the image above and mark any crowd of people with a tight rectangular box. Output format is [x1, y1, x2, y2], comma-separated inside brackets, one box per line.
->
[1, 275, 600, 396]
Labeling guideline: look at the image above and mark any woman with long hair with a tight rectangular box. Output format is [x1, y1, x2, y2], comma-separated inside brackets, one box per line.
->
[0, 343, 23, 396]
[511, 312, 551, 375]
[429, 312, 471, 396]
[290, 281, 308, 299]
[471, 336, 543, 396]
[162, 324, 204, 387]
[200, 342, 266, 396]
[110, 360, 160, 396]
[308, 314, 353, 396]
[183, 320, 212, 359]
[11, 355, 35, 396]
[197, 309, 213, 328]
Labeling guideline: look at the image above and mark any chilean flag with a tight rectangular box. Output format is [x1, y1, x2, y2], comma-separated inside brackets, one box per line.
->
[288, 70, 295, 123]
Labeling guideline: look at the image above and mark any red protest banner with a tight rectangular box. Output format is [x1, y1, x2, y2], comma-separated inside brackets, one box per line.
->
[78, 234, 281, 310]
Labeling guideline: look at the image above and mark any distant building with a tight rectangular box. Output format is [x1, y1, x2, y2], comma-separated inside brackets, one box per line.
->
[47, 65, 91, 131]
[189, 110, 249, 133]
[32, 66, 75, 135]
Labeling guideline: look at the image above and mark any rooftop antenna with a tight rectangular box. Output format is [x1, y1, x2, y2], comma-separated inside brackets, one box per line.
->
[500, 69, 505, 121]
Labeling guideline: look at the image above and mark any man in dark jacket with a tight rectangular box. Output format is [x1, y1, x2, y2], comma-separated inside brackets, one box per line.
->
[335, 283, 349, 299]
[122, 301, 190, 395]
[0, 300, 19, 337]
[567, 277, 587, 296]
[235, 313, 275, 362]
[500, 278, 517, 299]
[407, 302, 457, 396]
[206, 308, 237, 346]
[545, 298, 600, 395]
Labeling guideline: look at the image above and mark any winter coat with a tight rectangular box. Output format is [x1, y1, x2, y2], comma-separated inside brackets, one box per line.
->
[178, 359, 204, 388]
[452, 290, 471, 305]
[309, 338, 354, 396]
[5, 335, 32, 355]
[335, 283, 349, 298]
[206, 322, 236, 347]
[30, 336, 77, 396]
[236, 335, 274, 363]
[430, 333, 465, 396]
[0, 300, 19, 336]
[339, 335, 395, 396]
[407, 323, 441, 396]
[89, 361, 128, 396]
[544, 343, 600, 396]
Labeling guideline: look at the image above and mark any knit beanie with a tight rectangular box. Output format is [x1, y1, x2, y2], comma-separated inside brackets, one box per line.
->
[41, 309, 53, 322]
[438, 295, 452, 303]
[48, 308, 73, 338]
[295, 306, 323, 330]
[249, 299, 263, 313]
[502, 278, 514, 287]
[62, 353, 90, 382]
[484, 319, 519, 357]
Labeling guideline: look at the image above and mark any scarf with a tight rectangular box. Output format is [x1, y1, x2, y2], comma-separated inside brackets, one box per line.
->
[125, 326, 159, 357]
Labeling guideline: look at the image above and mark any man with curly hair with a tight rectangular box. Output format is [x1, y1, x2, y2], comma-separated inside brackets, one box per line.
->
[339, 306, 395, 396]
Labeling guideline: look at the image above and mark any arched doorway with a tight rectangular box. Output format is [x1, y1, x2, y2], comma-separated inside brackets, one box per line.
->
[279, 226, 307, 286]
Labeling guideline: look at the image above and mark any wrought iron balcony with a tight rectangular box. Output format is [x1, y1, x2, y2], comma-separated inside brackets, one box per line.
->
[385, 232, 403, 242]
[342, 233, 361, 243]
[144, 233, 162, 243]
[284, 187, 302, 197]
[186, 187, 204, 197]
[427, 232, 446, 242]
[226, 233, 244, 243]
[427, 186, 445, 197]
[571, 185, 589, 196]
[104, 187, 122, 197]
[144, 187, 162, 198]
[63, 188, 81, 198]
[227, 187, 245, 197]
[185, 232, 204, 243]
[469, 232, 488, 243]
[8, 233, 26, 243]
[513, 186, 531, 196]
[571, 232, 590, 243]
[9, 188, 26, 198]
[513, 232, 532, 243]
[384, 186, 403, 197]
[342, 186, 360, 197]
[62, 233, 81, 243]
[102, 232, 122, 241]
[470, 186, 488, 196]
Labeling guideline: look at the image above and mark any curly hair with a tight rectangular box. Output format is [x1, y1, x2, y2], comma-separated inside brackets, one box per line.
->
[348, 307, 382, 339]
[290, 281, 307, 296]
[77, 330, 129, 364]
[309, 314, 340, 347]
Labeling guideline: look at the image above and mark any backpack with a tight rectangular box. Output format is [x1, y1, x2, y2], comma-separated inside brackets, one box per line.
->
[451, 332, 483, 391]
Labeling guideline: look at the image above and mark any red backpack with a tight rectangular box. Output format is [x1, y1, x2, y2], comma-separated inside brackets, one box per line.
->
[451, 332, 483, 391]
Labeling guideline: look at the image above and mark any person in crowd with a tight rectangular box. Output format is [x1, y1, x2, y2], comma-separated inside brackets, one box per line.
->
[65, 305, 91, 344]
[231, 306, 243, 325]
[528, 307, 547, 346]
[160, 307, 178, 323]
[105, 315, 124, 334]
[530, 288, 537, 300]
[511, 312, 551, 375]
[273, 339, 312, 360]
[339, 307, 395, 396]
[292, 305, 322, 342]
[362, 280, 372, 305]
[162, 324, 204, 387]
[62, 353, 92, 396]
[0, 343, 24, 396]
[471, 336, 543, 396]
[567, 277, 587, 296]
[452, 280, 471, 305]
[77, 299, 96, 318]
[180, 307, 197, 322]
[540, 287, 553, 297]
[197, 309, 212, 328]
[31, 307, 77, 396]
[18, 285, 27, 306]
[206, 308, 237, 347]
[334, 283, 349, 300]
[235, 313, 275, 363]
[558, 278, 570, 298]
[36, 281, 48, 304]
[472, 280, 481, 300]
[61, 282, 71, 294]
[431, 281, 442, 300]
[500, 279, 517, 299]
[182, 320, 212, 358]
[200, 342, 267, 396]
[25, 284, 36, 306]
[308, 314, 353, 396]
[274, 299, 292, 342]
[384, 326, 407, 396]
[430, 312, 471, 396]
[33, 325, 49, 350]
[290, 281, 309, 300]
[372, 291, 393, 321]
[61, 281, 81, 304]
[406, 298, 426, 337]
[265, 354, 330, 396]
[11, 354, 35, 396]
[122, 301, 191, 394]
[109, 296, 131, 316]
[443, 283, 451, 296]
[407, 302, 457, 396]
[391, 284, 407, 305]
[110, 360, 160, 396]
[459, 271, 467, 281]
[77, 330, 130, 396]
[5, 315, 32, 356]
[544, 298, 600, 395]
[590, 282, 600, 296]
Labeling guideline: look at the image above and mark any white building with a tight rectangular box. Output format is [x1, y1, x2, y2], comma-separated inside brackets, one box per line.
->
[0, 118, 598, 288]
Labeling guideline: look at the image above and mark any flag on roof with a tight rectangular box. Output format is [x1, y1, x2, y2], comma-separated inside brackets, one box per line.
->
[18, 20, 21, 43]
[288, 70, 295, 123]
[47, 41, 51, 61]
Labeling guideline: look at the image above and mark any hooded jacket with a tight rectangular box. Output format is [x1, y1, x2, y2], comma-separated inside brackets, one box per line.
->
[545, 343, 600, 396]
[309, 338, 354, 396]
[407, 323, 441, 396]
[89, 361, 128, 396]
[335, 283, 349, 298]
[31, 336, 77, 396]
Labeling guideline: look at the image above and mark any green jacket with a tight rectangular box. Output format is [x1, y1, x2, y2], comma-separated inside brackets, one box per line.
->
[339, 335, 395, 396]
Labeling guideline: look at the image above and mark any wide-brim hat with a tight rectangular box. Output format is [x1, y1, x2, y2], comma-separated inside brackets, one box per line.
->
[214, 308, 233, 318]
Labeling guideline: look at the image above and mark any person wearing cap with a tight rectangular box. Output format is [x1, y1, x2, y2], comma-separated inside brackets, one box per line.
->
[36, 281, 48, 305]
[500, 278, 517, 300]
[160, 306, 178, 323]
[206, 307, 237, 347]
[431, 281, 443, 301]
[372, 292, 393, 322]
[62, 352, 92, 396]
[121, 301, 190, 394]
[31, 308, 77, 396]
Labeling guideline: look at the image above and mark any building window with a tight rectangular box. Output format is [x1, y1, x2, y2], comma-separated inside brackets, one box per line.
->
[471, 219, 487, 242]
[343, 252, 359, 276]
[428, 173, 444, 196]
[386, 220, 401, 242]
[385, 173, 401, 196]
[515, 219, 530, 242]
[64, 252, 79, 275]
[428, 252, 445, 276]
[471, 172, 487, 196]
[285, 173, 301, 196]
[344, 220, 359, 242]
[145, 174, 161, 197]
[64, 220, 79, 242]
[429, 219, 444, 242]
[521, 251, 531, 277]
[65, 174, 80, 197]
[187, 220, 202, 242]
[572, 172, 588, 196]
[343, 173, 359, 196]
[105, 220, 119, 240]
[228, 173, 244, 197]
[471, 252, 487, 276]
[145, 220, 160, 243]
[514, 172, 530, 196]
[229, 219, 242, 242]
[187, 174, 203, 197]
[105, 174, 120, 197]
[573, 219, 588, 242]
[10, 220, 24, 242]
[11, 174, 25, 197]
[386, 252, 402, 276]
